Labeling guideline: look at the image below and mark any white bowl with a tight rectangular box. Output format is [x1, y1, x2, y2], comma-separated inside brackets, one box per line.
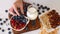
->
[27, 5, 38, 20]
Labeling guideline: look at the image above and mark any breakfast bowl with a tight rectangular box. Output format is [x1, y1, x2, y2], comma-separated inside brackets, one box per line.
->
[27, 5, 38, 20]
[10, 15, 30, 31]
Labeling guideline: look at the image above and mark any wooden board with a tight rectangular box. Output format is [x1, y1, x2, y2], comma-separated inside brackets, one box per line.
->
[8, 2, 41, 34]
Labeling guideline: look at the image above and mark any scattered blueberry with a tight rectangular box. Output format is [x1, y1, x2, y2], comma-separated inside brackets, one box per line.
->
[5, 10, 8, 13]
[2, 29, 5, 32]
[47, 8, 50, 11]
[42, 10, 45, 13]
[8, 28, 10, 30]
[8, 31, 11, 34]
[22, 19, 28, 24]
[13, 16, 18, 20]
[37, 4, 39, 6]
[44, 6, 47, 9]
[0, 18, 2, 21]
[3, 21, 6, 23]
[38, 7, 41, 9]
[40, 5, 43, 8]
[38, 12, 41, 15]
[5, 18, 8, 21]
[42, 7, 45, 9]
[37, 10, 40, 12]
[0, 23, 3, 25]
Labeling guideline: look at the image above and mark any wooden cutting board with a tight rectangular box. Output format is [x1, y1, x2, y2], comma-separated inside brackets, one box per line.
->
[8, 2, 41, 33]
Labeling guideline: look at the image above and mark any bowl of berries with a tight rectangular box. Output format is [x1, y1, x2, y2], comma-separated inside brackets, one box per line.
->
[10, 15, 30, 31]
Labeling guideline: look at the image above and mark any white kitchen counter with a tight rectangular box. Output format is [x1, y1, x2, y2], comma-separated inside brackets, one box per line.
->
[0, 0, 60, 34]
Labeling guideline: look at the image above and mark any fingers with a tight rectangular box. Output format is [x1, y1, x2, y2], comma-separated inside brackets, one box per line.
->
[9, 1, 24, 16]
[13, 4, 20, 16]
[20, 1, 24, 14]
[9, 7, 17, 16]
[20, 6, 24, 14]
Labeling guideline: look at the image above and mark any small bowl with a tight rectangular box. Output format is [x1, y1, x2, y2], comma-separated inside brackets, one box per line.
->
[27, 5, 38, 20]
[10, 16, 30, 31]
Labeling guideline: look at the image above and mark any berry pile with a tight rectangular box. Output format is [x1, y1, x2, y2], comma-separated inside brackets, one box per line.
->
[10, 15, 28, 30]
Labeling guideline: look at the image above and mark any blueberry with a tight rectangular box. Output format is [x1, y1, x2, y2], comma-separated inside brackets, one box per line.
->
[22, 19, 26, 23]
[47, 8, 50, 11]
[20, 15, 25, 19]
[5, 18, 8, 21]
[40, 5, 43, 8]
[37, 4, 39, 6]
[8, 28, 10, 30]
[26, 19, 28, 22]
[44, 6, 47, 9]
[17, 16, 21, 19]
[38, 7, 41, 9]
[3, 21, 6, 23]
[2, 29, 5, 32]
[13, 16, 18, 20]
[19, 19, 23, 21]
[0, 23, 3, 25]
[5, 10, 8, 13]
[38, 12, 41, 15]
[13, 16, 16, 19]
[42, 10, 45, 13]
[37, 10, 40, 12]
[8, 31, 11, 34]
[0, 18, 2, 21]
[42, 7, 45, 9]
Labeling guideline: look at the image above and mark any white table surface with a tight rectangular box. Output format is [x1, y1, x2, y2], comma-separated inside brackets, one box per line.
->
[0, 0, 60, 34]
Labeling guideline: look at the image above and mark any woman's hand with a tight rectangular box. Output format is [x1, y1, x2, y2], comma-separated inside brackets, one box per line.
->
[9, 0, 24, 16]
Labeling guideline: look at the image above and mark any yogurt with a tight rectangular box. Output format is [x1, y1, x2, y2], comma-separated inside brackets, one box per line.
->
[27, 5, 38, 20]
